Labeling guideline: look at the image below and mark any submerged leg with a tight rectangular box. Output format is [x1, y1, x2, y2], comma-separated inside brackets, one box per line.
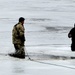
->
[9, 44, 25, 59]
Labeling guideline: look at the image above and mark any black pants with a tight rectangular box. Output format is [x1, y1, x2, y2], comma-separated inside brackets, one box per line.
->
[71, 43, 75, 51]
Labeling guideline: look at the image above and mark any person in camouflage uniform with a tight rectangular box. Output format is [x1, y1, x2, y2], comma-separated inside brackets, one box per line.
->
[9, 17, 26, 58]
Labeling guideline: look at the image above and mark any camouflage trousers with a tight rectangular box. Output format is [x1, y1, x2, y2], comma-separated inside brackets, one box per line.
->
[13, 44, 25, 58]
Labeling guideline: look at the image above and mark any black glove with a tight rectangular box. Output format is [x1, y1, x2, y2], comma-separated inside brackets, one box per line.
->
[21, 35, 25, 42]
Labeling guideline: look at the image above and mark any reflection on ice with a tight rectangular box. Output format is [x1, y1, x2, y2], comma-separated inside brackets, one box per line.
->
[12, 63, 25, 74]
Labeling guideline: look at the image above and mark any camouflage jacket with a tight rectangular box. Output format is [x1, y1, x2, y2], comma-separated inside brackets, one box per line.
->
[12, 22, 25, 44]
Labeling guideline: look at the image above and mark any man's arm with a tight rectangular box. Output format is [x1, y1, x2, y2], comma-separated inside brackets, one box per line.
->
[68, 33, 71, 38]
[68, 29, 73, 38]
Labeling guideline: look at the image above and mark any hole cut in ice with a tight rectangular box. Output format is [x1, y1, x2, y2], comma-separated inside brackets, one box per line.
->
[26, 52, 75, 60]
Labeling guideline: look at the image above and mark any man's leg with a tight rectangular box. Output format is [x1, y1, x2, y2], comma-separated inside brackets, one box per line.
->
[18, 44, 25, 58]
[9, 44, 25, 58]
[71, 43, 75, 51]
[14, 44, 20, 52]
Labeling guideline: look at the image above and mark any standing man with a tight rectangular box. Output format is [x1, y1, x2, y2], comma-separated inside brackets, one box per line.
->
[9, 17, 26, 58]
[68, 24, 75, 51]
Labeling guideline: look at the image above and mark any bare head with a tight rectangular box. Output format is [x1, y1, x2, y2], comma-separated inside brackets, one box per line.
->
[19, 17, 25, 24]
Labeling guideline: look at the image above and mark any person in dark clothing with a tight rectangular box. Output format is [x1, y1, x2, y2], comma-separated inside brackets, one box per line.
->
[68, 24, 75, 51]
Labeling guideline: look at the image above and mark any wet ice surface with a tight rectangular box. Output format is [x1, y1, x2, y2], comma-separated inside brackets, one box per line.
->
[0, 0, 75, 75]
[0, 55, 75, 75]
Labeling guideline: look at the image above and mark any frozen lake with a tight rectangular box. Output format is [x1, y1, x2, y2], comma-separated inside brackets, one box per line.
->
[0, 0, 75, 75]
[0, 0, 74, 51]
